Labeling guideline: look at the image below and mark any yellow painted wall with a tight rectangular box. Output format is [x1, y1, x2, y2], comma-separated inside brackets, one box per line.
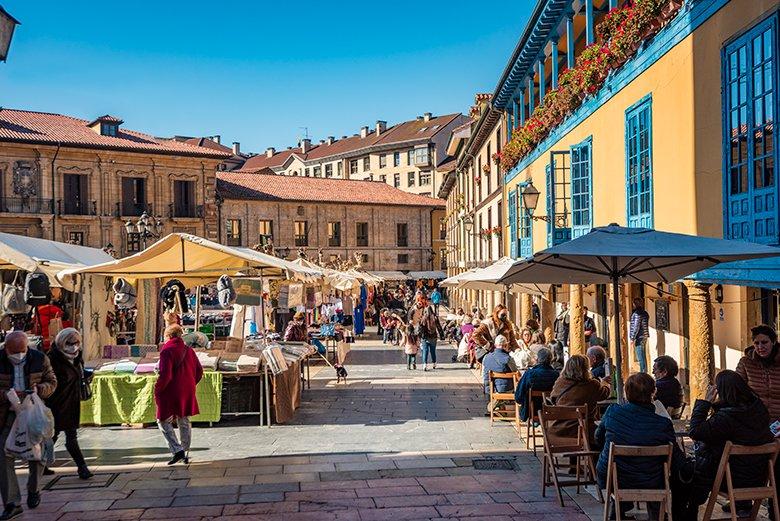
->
[503, 1, 780, 373]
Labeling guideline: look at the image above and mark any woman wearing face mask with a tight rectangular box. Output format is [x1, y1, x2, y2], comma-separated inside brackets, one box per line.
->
[736, 324, 780, 423]
[43, 328, 93, 479]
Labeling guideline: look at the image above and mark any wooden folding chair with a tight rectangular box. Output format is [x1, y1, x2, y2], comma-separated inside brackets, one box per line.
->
[525, 389, 546, 454]
[666, 402, 687, 420]
[602, 443, 673, 521]
[540, 404, 604, 506]
[702, 440, 780, 521]
[488, 371, 520, 430]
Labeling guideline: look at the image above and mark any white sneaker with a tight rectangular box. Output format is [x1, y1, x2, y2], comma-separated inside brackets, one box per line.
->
[432, 363, 437, 370]
[423, 364, 428, 371]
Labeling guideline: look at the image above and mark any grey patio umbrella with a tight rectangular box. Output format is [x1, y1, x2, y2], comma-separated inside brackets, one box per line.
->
[497, 224, 780, 400]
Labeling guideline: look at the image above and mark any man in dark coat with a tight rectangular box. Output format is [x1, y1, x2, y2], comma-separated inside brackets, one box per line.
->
[515, 347, 559, 421]
[155, 325, 203, 465]
[652, 355, 682, 410]
[44, 328, 92, 480]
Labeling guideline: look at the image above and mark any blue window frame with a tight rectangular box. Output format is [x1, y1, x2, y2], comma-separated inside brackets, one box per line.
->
[546, 151, 572, 247]
[722, 15, 778, 244]
[626, 95, 653, 228]
[570, 137, 593, 238]
[508, 189, 518, 258]
[517, 182, 533, 258]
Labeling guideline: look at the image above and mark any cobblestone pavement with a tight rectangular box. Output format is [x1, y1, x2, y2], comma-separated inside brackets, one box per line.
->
[19, 337, 604, 520]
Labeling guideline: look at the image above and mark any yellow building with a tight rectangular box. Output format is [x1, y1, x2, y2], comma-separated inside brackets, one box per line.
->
[482, 0, 779, 395]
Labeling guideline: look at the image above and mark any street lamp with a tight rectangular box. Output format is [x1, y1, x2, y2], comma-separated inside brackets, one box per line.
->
[0, 7, 20, 63]
[462, 215, 473, 233]
[521, 181, 567, 226]
[125, 211, 162, 250]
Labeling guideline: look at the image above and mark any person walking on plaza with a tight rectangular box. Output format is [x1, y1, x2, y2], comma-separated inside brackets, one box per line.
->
[430, 287, 442, 315]
[553, 302, 570, 350]
[583, 306, 596, 345]
[629, 298, 650, 373]
[155, 325, 203, 465]
[400, 324, 420, 370]
[43, 328, 93, 480]
[407, 295, 443, 371]
[0, 331, 57, 520]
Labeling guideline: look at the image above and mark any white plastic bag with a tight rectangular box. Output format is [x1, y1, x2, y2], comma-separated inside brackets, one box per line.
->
[27, 393, 54, 444]
[4, 396, 41, 461]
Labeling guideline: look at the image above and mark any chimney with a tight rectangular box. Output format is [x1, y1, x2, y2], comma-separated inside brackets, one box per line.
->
[423, 112, 432, 121]
[232, 141, 240, 155]
[266, 147, 275, 158]
[319, 139, 325, 145]
[327, 136, 335, 145]
[342, 135, 348, 139]
[375, 120, 387, 136]
[360, 126, 369, 139]
[300, 138, 311, 153]
[213, 135, 221, 144]
[416, 116, 424, 121]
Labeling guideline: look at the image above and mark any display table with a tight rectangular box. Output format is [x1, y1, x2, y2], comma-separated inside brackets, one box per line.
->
[80, 371, 223, 425]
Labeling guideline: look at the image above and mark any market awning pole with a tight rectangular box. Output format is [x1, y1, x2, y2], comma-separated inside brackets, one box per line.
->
[194, 286, 202, 331]
[259, 271, 266, 335]
[611, 260, 625, 404]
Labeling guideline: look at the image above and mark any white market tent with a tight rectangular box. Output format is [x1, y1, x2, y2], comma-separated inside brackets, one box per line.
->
[369, 271, 409, 282]
[408, 270, 447, 280]
[289, 257, 360, 292]
[0, 231, 114, 288]
[440, 269, 479, 288]
[58, 233, 321, 284]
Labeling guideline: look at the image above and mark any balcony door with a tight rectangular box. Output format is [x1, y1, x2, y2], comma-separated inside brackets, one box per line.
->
[63, 174, 88, 215]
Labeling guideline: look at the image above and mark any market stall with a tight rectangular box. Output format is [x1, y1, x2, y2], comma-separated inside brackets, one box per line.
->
[0, 232, 115, 356]
[58, 233, 321, 426]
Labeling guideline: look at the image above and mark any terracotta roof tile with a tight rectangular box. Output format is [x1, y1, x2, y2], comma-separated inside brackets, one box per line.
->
[217, 171, 445, 208]
[242, 147, 303, 171]
[183, 137, 233, 154]
[376, 113, 463, 145]
[0, 108, 230, 158]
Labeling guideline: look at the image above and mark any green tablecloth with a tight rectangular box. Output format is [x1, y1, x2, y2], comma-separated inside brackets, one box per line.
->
[80, 371, 223, 425]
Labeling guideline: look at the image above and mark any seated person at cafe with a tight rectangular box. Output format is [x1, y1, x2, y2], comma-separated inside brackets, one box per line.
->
[680, 370, 774, 520]
[514, 347, 559, 422]
[595, 373, 684, 520]
[587, 346, 608, 379]
[482, 335, 517, 412]
[652, 355, 683, 410]
[549, 354, 610, 444]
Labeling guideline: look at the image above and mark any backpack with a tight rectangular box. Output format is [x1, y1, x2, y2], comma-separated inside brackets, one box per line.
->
[216, 275, 236, 309]
[2, 272, 27, 315]
[24, 273, 51, 306]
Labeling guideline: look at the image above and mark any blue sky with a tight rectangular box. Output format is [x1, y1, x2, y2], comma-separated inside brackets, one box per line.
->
[0, 1, 529, 152]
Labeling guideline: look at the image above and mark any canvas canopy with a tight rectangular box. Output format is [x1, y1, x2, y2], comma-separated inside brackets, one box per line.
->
[440, 269, 479, 287]
[408, 270, 447, 280]
[289, 257, 359, 292]
[0, 231, 113, 288]
[369, 271, 409, 281]
[345, 269, 383, 285]
[58, 233, 320, 284]
[456, 258, 550, 296]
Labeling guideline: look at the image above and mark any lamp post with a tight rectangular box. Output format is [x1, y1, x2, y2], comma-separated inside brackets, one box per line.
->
[124, 211, 162, 250]
[520, 181, 567, 226]
[0, 7, 20, 63]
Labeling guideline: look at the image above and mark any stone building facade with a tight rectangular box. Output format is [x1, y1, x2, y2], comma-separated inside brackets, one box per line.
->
[217, 172, 445, 271]
[239, 113, 468, 198]
[0, 109, 229, 255]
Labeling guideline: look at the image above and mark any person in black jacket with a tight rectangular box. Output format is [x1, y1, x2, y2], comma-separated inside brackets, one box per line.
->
[652, 355, 682, 410]
[595, 372, 685, 520]
[514, 347, 559, 422]
[44, 328, 93, 480]
[679, 370, 774, 520]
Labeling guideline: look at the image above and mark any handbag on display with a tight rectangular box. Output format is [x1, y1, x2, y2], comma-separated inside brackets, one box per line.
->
[2, 272, 27, 315]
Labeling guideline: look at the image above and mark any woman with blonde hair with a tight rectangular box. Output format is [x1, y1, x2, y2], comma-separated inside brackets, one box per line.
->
[548, 354, 611, 442]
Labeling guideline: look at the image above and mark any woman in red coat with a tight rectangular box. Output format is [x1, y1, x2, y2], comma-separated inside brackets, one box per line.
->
[155, 325, 203, 465]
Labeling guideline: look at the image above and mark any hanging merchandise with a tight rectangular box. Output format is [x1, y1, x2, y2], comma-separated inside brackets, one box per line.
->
[159, 279, 188, 313]
[112, 278, 137, 309]
[217, 275, 237, 308]
[287, 283, 304, 308]
[2, 271, 27, 315]
[24, 272, 51, 306]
